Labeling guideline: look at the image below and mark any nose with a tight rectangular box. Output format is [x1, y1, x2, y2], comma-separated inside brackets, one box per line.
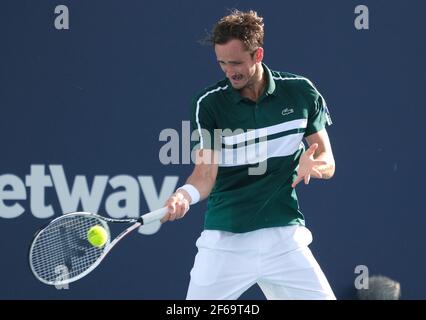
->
[224, 66, 235, 78]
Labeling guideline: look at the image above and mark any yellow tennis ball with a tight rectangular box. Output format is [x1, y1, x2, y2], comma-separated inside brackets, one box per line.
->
[87, 225, 108, 248]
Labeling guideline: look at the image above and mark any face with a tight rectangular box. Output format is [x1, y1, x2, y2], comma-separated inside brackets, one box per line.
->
[214, 39, 263, 90]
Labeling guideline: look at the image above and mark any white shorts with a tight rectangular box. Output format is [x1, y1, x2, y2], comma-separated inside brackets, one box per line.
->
[186, 225, 336, 300]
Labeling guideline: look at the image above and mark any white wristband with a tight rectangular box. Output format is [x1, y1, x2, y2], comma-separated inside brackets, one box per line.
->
[177, 184, 200, 205]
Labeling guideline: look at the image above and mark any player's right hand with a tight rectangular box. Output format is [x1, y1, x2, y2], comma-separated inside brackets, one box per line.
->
[161, 191, 190, 223]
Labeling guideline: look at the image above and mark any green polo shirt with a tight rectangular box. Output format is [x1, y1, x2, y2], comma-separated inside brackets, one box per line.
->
[190, 63, 332, 233]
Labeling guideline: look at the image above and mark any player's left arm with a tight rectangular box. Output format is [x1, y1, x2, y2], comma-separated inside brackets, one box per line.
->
[292, 128, 335, 188]
[306, 128, 335, 179]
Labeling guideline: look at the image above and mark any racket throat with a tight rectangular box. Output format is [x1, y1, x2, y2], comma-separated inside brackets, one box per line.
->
[136, 217, 145, 225]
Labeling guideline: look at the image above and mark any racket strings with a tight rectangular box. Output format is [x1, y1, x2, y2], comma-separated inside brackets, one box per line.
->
[30, 215, 108, 284]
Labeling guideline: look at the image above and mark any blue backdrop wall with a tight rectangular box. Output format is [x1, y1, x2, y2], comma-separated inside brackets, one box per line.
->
[1, 0, 425, 299]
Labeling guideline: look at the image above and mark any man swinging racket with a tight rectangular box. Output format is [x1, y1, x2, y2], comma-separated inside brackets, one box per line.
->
[162, 9, 336, 300]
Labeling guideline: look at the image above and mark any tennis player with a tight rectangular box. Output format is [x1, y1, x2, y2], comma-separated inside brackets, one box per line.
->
[163, 9, 336, 300]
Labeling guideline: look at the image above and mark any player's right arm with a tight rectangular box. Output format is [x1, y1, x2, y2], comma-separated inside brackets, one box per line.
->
[161, 149, 218, 222]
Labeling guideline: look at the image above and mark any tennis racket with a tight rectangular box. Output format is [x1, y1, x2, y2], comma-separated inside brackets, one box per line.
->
[29, 206, 168, 286]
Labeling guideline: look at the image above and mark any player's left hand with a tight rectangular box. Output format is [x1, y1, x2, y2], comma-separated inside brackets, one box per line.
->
[291, 143, 327, 188]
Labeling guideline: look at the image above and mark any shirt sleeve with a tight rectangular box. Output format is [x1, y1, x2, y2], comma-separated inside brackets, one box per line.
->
[190, 95, 220, 151]
[303, 79, 333, 137]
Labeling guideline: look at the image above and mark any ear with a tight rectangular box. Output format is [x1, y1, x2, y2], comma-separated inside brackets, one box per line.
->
[255, 47, 264, 63]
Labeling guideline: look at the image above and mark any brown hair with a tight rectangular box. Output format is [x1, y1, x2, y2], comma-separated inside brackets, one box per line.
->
[210, 10, 264, 52]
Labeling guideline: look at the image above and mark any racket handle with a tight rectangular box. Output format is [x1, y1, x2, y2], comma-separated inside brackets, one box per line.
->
[140, 207, 168, 225]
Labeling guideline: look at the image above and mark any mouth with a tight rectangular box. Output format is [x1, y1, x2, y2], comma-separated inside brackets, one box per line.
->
[230, 74, 243, 82]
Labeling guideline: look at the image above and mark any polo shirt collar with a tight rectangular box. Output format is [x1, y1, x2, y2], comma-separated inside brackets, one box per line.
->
[226, 63, 276, 104]
[264, 63, 276, 95]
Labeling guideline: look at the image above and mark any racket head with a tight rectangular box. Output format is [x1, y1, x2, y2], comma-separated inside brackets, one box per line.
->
[29, 212, 111, 286]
